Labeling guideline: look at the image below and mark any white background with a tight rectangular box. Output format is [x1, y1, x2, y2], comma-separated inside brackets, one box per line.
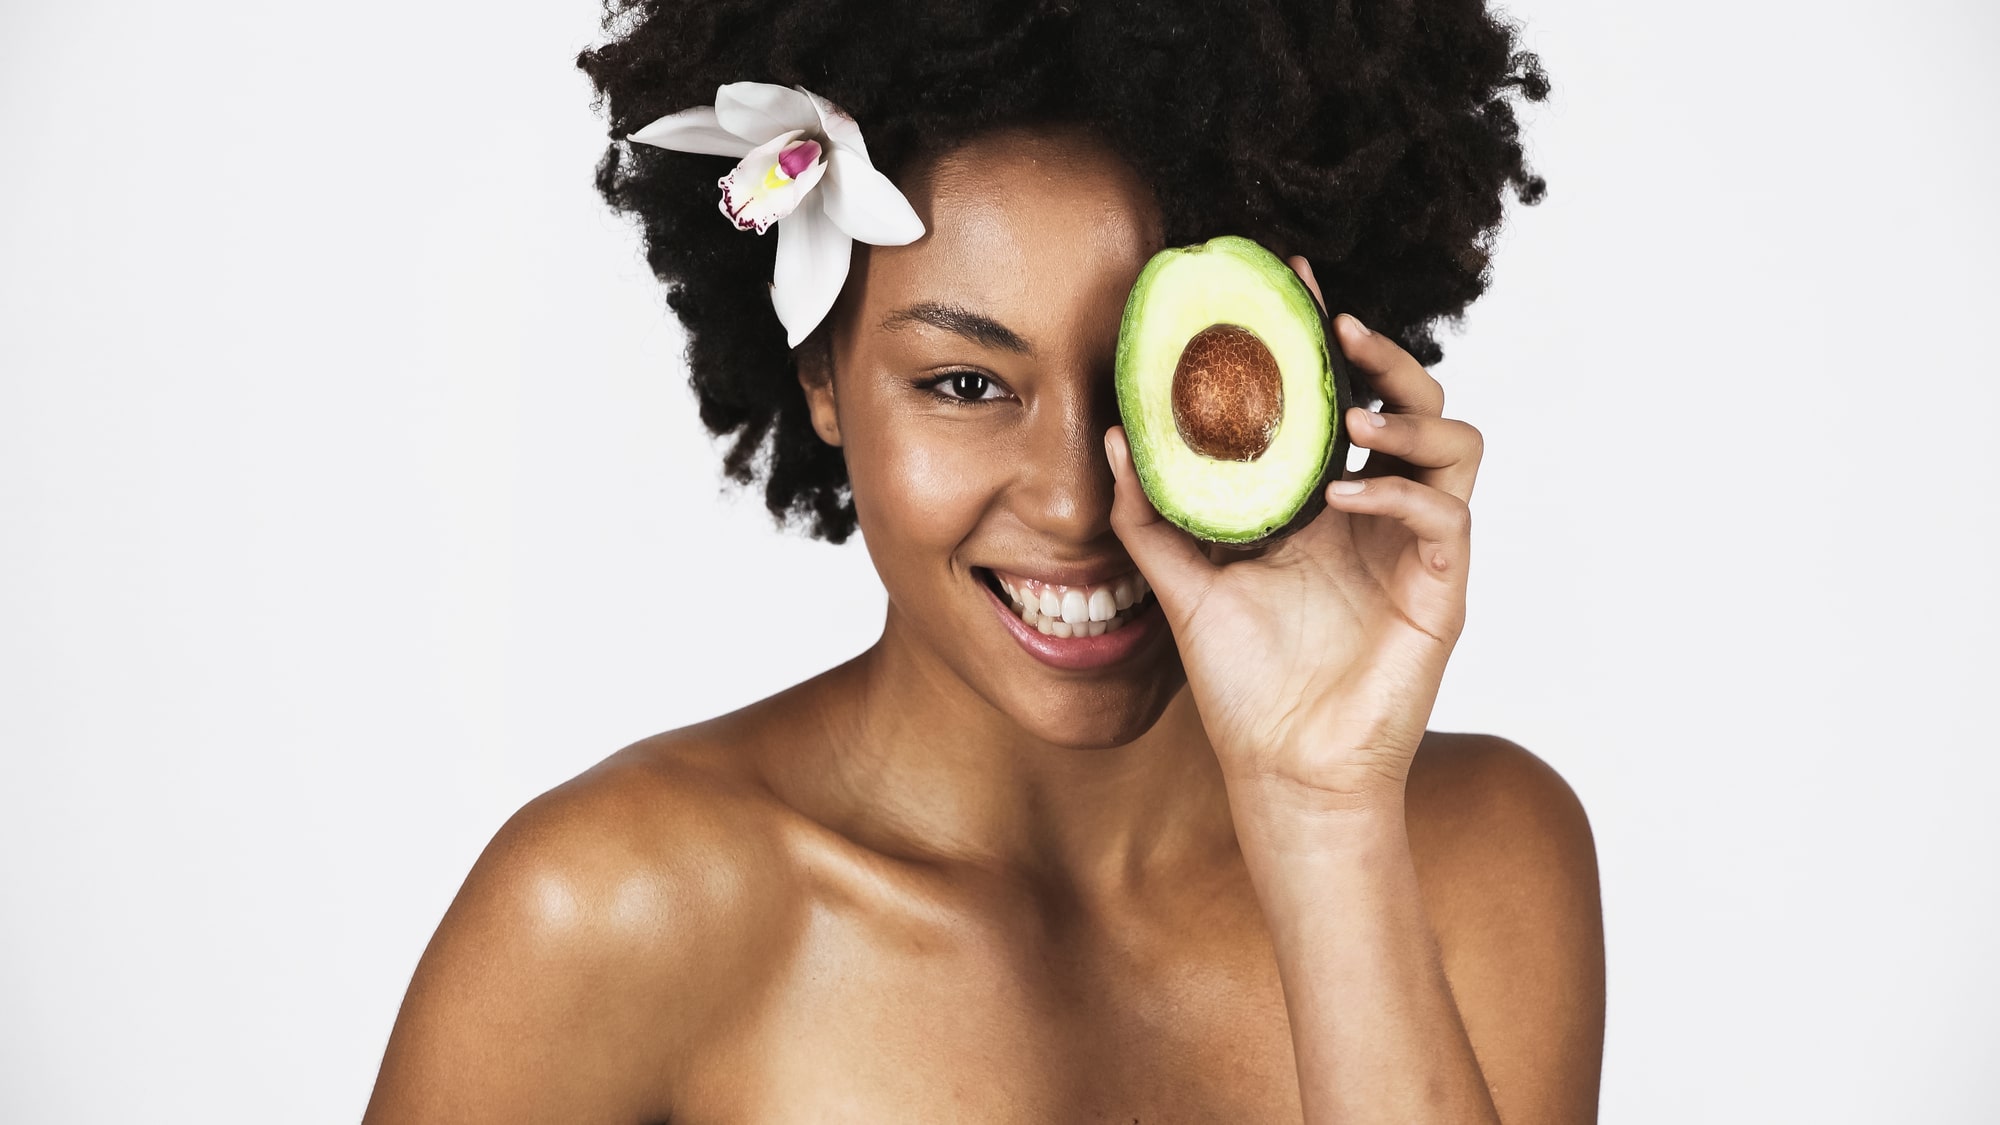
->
[3, 0, 1996, 1119]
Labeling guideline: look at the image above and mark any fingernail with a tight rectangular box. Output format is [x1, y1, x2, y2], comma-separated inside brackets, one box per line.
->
[1344, 314, 1373, 337]
[1366, 408, 1387, 428]
[1330, 480, 1366, 495]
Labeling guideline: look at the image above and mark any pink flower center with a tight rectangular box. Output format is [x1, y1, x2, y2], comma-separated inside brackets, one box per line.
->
[777, 139, 822, 180]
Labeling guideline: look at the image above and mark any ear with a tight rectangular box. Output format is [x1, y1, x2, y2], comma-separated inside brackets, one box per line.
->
[796, 336, 843, 448]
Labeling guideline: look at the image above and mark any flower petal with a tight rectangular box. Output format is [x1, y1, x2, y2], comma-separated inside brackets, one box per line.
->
[714, 81, 819, 145]
[771, 194, 853, 348]
[819, 147, 925, 245]
[626, 106, 755, 157]
[718, 130, 827, 234]
[801, 88, 870, 161]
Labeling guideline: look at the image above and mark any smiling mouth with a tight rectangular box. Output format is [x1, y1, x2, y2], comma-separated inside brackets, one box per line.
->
[974, 566, 1154, 638]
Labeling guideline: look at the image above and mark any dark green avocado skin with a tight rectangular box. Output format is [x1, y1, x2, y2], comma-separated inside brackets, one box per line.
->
[1212, 299, 1364, 551]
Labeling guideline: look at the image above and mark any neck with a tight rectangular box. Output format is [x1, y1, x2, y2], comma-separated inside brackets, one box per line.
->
[802, 610, 1240, 896]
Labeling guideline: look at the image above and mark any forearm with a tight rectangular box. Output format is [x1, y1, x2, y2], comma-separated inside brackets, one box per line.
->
[1230, 783, 1500, 1125]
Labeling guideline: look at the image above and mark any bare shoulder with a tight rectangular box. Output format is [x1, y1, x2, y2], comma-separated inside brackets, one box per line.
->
[1406, 731, 1597, 881]
[364, 726, 801, 1124]
[1406, 731, 1606, 1122]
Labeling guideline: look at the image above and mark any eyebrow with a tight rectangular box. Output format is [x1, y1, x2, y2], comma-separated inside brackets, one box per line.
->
[878, 302, 1035, 356]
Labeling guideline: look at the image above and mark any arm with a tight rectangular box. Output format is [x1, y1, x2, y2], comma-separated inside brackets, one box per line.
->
[1232, 789, 1498, 1123]
[1230, 738, 1603, 1124]
[1104, 258, 1602, 1122]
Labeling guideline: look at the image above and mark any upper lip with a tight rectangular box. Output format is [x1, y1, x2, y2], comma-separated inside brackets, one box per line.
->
[978, 561, 1140, 589]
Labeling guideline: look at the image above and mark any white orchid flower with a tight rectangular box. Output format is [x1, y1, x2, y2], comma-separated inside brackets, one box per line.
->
[627, 82, 926, 348]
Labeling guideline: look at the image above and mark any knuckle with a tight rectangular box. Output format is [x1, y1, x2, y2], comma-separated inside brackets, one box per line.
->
[1401, 362, 1446, 414]
[1448, 496, 1473, 537]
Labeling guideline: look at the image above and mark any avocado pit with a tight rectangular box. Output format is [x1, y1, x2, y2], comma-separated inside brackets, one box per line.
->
[1170, 323, 1283, 461]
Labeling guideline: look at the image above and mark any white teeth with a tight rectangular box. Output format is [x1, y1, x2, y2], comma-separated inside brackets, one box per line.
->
[991, 569, 1153, 639]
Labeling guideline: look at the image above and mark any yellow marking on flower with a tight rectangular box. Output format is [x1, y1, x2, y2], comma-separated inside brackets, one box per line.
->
[762, 163, 793, 190]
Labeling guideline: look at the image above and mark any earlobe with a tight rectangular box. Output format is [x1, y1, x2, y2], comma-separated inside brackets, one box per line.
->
[796, 340, 843, 448]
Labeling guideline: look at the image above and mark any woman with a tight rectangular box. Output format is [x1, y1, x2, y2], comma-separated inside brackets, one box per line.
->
[365, 0, 1603, 1120]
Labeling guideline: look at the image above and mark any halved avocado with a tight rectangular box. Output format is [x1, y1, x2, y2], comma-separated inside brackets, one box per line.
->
[1114, 235, 1356, 546]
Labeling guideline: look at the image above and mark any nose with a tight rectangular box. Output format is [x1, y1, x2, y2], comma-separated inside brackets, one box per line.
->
[1014, 371, 1121, 546]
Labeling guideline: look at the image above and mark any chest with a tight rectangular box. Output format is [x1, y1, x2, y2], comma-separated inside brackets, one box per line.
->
[674, 881, 1305, 1123]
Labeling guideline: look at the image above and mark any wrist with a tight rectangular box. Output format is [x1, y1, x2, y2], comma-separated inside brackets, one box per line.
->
[1225, 780, 1419, 939]
[1222, 730, 1413, 813]
[1225, 768, 1410, 860]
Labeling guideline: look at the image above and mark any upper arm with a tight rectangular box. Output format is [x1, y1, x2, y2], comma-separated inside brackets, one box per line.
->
[363, 763, 771, 1124]
[1408, 734, 1605, 1124]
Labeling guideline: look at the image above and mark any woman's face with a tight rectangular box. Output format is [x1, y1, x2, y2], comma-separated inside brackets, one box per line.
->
[803, 125, 1186, 749]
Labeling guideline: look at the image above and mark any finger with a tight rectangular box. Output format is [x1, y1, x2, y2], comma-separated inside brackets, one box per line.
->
[1324, 476, 1472, 590]
[1287, 257, 1472, 499]
[1288, 256, 1445, 422]
[1334, 313, 1445, 418]
[1344, 405, 1485, 503]
[1104, 426, 1216, 622]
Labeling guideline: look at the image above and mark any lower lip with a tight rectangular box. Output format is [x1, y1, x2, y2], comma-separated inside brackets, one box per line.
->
[979, 574, 1165, 671]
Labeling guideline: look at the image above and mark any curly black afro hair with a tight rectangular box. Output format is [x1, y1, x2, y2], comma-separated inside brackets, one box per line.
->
[578, 0, 1549, 543]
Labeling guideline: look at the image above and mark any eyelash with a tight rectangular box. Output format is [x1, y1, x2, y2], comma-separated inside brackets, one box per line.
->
[918, 369, 1012, 405]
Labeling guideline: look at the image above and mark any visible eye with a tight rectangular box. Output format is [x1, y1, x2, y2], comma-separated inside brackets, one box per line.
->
[923, 369, 1011, 404]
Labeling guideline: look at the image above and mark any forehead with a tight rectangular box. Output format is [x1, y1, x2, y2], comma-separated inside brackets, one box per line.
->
[848, 128, 1165, 342]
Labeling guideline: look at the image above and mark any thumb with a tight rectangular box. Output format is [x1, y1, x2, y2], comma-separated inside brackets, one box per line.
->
[1104, 425, 1215, 622]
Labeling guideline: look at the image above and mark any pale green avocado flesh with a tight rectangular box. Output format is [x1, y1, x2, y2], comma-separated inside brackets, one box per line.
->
[1114, 236, 1343, 545]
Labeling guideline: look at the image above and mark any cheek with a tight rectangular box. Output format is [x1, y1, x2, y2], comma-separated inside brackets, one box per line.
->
[841, 404, 1006, 558]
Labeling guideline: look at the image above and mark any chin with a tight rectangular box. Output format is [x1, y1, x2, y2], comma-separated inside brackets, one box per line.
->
[1006, 675, 1186, 751]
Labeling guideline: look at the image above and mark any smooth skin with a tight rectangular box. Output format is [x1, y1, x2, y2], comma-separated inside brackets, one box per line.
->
[364, 125, 1604, 1124]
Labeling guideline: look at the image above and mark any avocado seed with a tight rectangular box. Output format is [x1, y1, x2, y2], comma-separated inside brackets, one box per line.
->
[1170, 323, 1283, 461]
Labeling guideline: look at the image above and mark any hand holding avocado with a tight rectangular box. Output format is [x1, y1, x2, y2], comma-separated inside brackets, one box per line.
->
[1105, 245, 1481, 814]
